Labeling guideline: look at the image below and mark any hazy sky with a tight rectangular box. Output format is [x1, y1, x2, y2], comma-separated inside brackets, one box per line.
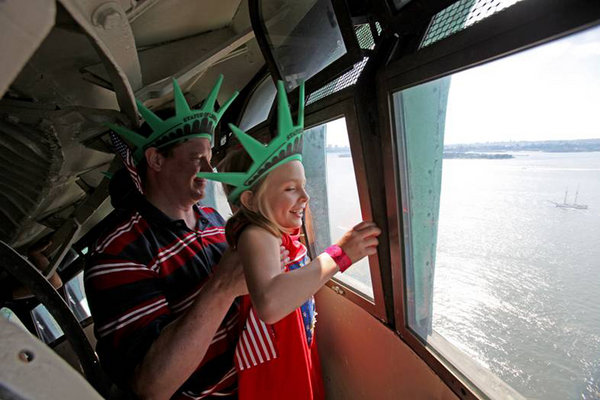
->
[445, 24, 600, 144]
[324, 17, 600, 147]
[325, 118, 350, 147]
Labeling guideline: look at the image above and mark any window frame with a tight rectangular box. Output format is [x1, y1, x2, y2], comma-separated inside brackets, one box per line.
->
[303, 96, 388, 322]
[379, 0, 600, 398]
[249, 0, 363, 95]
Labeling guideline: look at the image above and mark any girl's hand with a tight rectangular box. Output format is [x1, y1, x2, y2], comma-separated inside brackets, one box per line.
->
[336, 221, 381, 264]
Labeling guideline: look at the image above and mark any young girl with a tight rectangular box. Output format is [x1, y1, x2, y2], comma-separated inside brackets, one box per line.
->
[198, 82, 380, 399]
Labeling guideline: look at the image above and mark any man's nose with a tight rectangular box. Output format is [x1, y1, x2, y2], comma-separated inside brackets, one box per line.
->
[199, 157, 213, 173]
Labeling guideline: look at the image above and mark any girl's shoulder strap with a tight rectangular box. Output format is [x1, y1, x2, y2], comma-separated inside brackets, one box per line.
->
[281, 229, 307, 264]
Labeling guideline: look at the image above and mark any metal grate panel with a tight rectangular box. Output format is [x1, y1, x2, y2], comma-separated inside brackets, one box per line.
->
[355, 24, 375, 50]
[305, 22, 377, 106]
[306, 57, 369, 105]
[420, 0, 525, 48]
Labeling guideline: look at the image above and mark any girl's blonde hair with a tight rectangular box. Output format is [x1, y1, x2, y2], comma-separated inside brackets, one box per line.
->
[218, 148, 286, 247]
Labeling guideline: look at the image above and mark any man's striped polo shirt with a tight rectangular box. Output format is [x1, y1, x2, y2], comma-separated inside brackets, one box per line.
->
[85, 198, 239, 399]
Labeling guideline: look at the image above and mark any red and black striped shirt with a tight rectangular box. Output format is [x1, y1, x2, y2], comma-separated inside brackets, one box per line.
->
[85, 199, 239, 399]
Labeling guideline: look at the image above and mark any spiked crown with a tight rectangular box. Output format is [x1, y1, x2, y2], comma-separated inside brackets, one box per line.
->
[107, 74, 238, 162]
[196, 81, 304, 203]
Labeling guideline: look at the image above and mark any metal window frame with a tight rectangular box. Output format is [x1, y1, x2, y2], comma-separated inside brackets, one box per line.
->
[303, 95, 388, 321]
[249, 0, 363, 96]
[379, 0, 600, 398]
[376, 0, 457, 36]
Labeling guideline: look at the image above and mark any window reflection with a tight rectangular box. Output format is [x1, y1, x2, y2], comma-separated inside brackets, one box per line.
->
[303, 117, 373, 298]
[238, 76, 277, 131]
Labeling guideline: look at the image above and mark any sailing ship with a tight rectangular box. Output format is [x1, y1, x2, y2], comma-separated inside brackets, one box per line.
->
[553, 188, 589, 209]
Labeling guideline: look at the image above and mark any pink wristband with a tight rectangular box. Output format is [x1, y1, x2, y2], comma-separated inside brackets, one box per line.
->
[324, 245, 353, 272]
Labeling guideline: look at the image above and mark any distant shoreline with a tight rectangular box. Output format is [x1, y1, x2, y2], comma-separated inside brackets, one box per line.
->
[443, 152, 514, 159]
[326, 139, 600, 155]
[444, 138, 600, 153]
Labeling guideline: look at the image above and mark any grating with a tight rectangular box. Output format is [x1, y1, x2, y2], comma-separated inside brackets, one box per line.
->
[420, 0, 525, 48]
[305, 22, 378, 106]
[306, 57, 369, 105]
[355, 24, 375, 50]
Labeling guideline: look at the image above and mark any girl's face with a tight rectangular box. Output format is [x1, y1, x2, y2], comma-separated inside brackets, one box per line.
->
[261, 160, 310, 232]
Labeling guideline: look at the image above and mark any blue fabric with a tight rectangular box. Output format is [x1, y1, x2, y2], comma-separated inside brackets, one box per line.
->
[287, 255, 316, 346]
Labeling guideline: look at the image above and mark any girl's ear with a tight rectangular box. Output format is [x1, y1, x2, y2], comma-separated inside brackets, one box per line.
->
[145, 147, 163, 172]
[240, 190, 256, 211]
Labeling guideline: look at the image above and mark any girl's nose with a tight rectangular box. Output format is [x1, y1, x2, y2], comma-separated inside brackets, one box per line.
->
[301, 187, 310, 202]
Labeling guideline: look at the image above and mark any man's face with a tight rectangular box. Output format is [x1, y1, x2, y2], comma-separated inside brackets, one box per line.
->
[158, 137, 212, 203]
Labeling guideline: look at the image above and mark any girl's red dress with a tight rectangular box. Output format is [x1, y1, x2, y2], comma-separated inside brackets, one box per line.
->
[235, 231, 324, 400]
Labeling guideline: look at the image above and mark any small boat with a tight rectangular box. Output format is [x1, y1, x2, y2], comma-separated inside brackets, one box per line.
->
[554, 188, 589, 209]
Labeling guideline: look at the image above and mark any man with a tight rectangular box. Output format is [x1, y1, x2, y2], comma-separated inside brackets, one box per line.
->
[85, 75, 247, 399]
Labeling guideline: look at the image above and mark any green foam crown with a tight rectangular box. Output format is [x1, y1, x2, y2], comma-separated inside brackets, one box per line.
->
[196, 81, 305, 203]
[107, 74, 238, 162]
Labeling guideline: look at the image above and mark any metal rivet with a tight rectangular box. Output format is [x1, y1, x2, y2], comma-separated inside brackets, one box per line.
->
[18, 350, 35, 363]
[92, 3, 122, 30]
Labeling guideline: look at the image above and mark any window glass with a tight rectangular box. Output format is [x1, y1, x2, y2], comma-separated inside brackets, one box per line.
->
[238, 77, 277, 132]
[204, 180, 233, 219]
[260, 0, 347, 91]
[303, 117, 373, 298]
[393, 26, 600, 399]
[28, 271, 92, 344]
[64, 272, 91, 322]
[31, 304, 63, 344]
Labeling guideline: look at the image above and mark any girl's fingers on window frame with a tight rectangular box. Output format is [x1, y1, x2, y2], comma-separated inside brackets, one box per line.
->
[358, 226, 381, 239]
[363, 238, 379, 248]
[352, 221, 376, 231]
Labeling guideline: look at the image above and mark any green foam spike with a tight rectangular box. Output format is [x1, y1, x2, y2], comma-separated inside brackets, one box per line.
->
[105, 74, 239, 163]
[197, 81, 305, 204]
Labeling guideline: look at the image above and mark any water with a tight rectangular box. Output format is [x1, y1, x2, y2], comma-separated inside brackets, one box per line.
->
[433, 151, 600, 399]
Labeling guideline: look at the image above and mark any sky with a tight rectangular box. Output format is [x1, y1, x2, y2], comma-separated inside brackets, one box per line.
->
[322, 10, 600, 147]
[444, 24, 600, 144]
[325, 118, 350, 147]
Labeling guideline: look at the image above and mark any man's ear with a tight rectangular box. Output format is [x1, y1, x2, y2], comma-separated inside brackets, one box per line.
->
[145, 147, 164, 172]
[240, 190, 256, 211]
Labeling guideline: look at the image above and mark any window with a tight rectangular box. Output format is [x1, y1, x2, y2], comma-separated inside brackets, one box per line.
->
[258, 0, 348, 90]
[303, 117, 373, 298]
[237, 76, 277, 132]
[31, 304, 63, 344]
[204, 180, 233, 220]
[30, 271, 92, 344]
[393, 25, 600, 399]
[64, 272, 91, 323]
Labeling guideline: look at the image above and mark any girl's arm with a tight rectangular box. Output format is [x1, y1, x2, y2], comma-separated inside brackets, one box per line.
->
[238, 222, 380, 324]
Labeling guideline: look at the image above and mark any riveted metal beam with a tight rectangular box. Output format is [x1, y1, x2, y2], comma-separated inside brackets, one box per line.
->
[0, 0, 56, 98]
[58, 0, 142, 125]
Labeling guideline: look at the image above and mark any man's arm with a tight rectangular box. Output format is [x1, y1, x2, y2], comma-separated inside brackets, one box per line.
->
[130, 249, 246, 400]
